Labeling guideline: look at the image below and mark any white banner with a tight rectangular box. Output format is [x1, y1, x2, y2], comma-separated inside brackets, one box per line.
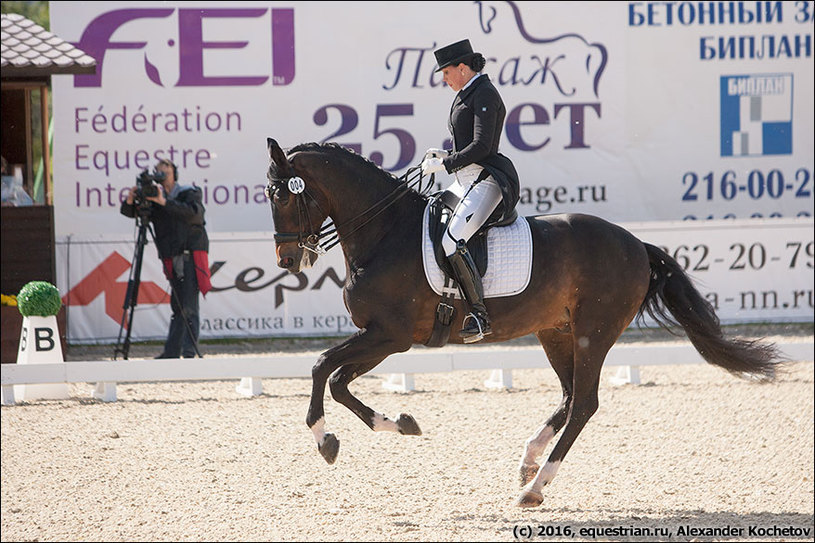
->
[48, 1, 814, 340]
[50, 1, 814, 235]
[628, 218, 814, 324]
[57, 232, 355, 343]
[56, 219, 813, 343]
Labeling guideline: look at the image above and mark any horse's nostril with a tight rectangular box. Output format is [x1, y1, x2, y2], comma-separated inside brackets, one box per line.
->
[280, 257, 294, 268]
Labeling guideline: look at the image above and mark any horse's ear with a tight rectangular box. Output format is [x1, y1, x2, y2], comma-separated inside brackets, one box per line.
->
[267, 138, 292, 174]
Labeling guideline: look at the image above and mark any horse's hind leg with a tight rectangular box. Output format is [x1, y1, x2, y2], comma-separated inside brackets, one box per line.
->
[329, 363, 422, 435]
[519, 330, 574, 487]
[518, 321, 617, 508]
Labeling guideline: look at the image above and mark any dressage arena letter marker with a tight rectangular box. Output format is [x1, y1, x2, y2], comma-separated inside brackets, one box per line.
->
[34, 327, 56, 352]
[13, 315, 69, 402]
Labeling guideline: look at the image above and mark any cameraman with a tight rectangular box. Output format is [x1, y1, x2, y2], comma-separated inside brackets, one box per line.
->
[121, 158, 211, 358]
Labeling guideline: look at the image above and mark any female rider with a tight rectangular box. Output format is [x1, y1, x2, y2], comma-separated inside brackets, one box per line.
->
[421, 39, 520, 343]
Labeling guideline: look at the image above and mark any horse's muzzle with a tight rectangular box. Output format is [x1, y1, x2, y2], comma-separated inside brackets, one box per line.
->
[276, 244, 317, 273]
[276, 243, 300, 270]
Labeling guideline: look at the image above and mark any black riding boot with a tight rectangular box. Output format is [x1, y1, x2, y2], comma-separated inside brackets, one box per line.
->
[448, 241, 492, 343]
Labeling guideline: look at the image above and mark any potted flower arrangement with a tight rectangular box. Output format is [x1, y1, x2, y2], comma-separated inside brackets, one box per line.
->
[16, 281, 62, 318]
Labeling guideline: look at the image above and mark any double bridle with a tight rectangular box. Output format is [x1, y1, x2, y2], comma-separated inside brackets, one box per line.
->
[266, 163, 435, 255]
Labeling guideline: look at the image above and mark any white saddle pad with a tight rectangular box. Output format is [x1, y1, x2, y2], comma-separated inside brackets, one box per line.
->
[422, 202, 533, 299]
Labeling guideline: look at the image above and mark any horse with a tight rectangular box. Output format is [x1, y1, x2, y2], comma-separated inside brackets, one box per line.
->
[264, 138, 781, 507]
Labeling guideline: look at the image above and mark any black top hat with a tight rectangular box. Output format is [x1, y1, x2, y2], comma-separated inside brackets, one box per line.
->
[434, 39, 477, 72]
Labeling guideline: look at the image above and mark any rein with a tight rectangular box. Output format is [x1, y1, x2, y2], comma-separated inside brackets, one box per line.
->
[269, 163, 436, 255]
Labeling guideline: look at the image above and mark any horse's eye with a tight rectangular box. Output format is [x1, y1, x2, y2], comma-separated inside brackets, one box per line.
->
[274, 187, 290, 205]
[265, 182, 290, 205]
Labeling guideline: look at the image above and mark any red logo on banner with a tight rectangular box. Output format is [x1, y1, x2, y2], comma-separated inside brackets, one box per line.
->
[61, 252, 169, 327]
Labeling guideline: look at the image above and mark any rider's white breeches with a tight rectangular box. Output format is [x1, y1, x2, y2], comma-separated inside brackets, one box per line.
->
[442, 165, 502, 256]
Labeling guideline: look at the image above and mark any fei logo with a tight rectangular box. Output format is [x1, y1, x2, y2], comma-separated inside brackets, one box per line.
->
[720, 74, 793, 157]
[72, 7, 295, 87]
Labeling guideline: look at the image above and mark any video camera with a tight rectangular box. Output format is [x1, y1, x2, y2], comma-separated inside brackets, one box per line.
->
[134, 168, 166, 202]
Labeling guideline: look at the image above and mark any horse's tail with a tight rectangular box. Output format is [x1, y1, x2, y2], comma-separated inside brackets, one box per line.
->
[637, 243, 781, 381]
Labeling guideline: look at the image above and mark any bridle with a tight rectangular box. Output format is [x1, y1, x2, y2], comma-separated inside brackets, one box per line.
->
[266, 177, 327, 254]
[266, 162, 435, 255]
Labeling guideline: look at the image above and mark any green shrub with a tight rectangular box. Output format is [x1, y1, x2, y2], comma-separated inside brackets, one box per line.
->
[17, 281, 62, 317]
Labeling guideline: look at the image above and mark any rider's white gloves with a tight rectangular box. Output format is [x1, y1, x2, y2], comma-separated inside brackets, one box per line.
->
[421, 157, 446, 176]
[424, 148, 450, 160]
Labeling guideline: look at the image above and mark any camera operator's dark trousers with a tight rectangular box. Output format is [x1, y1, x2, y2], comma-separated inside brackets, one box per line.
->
[158, 254, 200, 358]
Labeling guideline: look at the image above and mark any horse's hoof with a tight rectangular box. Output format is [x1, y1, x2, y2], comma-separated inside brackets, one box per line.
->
[318, 433, 340, 464]
[520, 463, 540, 487]
[396, 413, 422, 436]
[517, 488, 544, 508]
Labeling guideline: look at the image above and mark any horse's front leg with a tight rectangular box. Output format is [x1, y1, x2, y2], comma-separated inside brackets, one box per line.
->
[329, 363, 422, 435]
[306, 327, 413, 464]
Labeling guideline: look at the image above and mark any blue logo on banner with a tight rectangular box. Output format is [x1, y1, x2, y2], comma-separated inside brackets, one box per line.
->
[720, 74, 793, 157]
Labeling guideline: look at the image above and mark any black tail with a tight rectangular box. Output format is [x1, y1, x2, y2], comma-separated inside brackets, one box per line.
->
[637, 243, 781, 381]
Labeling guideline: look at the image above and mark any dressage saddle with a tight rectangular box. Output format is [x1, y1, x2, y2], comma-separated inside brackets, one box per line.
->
[427, 189, 518, 280]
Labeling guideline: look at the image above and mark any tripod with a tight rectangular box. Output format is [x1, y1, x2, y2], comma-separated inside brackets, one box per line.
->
[114, 207, 202, 360]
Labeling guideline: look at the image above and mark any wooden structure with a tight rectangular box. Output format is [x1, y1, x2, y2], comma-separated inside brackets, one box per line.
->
[1, 13, 96, 362]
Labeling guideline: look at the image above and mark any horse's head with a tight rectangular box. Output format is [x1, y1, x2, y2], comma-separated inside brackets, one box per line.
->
[265, 137, 330, 273]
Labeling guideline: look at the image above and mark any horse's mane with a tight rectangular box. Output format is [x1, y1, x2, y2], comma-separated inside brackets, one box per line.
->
[289, 142, 385, 171]
[284, 142, 428, 198]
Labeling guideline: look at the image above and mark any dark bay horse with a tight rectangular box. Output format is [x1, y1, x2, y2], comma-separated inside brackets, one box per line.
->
[264, 138, 781, 507]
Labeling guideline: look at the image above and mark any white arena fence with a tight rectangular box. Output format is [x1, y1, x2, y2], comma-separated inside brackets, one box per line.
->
[2, 340, 812, 405]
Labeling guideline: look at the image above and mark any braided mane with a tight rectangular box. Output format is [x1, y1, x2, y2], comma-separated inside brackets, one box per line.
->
[289, 142, 398, 180]
[281, 142, 429, 199]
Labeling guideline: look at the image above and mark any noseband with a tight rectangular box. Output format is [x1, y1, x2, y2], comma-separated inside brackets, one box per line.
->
[267, 164, 435, 254]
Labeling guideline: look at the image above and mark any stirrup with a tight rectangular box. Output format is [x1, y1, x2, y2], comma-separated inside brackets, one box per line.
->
[460, 312, 492, 343]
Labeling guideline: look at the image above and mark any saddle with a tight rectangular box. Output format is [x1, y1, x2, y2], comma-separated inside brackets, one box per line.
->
[427, 189, 518, 278]
[425, 189, 518, 348]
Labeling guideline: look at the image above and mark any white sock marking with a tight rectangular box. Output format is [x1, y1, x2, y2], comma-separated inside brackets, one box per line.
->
[531, 460, 561, 491]
[372, 413, 399, 432]
[522, 425, 555, 466]
[310, 417, 326, 444]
